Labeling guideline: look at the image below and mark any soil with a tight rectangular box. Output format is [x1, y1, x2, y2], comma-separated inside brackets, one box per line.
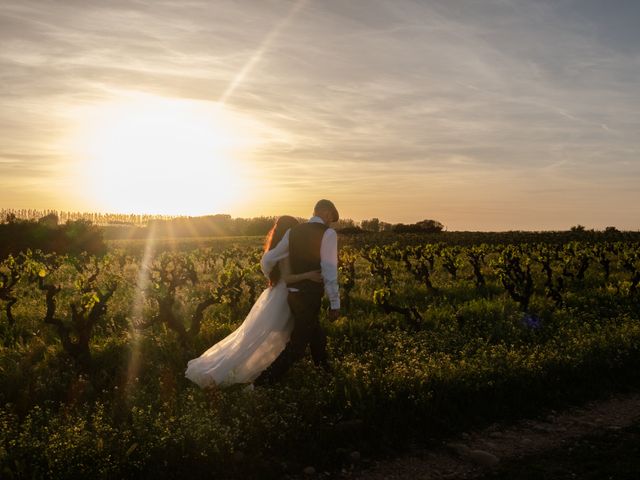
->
[310, 390, 640, 479]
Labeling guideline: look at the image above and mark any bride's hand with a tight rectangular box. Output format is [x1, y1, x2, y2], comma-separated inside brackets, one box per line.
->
[306, 270, 323, 283]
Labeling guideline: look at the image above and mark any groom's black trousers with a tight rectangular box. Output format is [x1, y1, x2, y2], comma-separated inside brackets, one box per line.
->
[254, 290, 327, 385]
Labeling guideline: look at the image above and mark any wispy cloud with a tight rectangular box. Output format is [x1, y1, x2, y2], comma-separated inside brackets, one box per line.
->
[0, 0, 638, 229]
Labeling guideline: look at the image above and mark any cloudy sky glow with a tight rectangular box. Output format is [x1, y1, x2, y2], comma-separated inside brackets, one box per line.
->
[1, 0, 639, 230]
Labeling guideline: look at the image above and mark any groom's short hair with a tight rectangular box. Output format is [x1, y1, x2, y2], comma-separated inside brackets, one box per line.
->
[314, 199, 339, 222]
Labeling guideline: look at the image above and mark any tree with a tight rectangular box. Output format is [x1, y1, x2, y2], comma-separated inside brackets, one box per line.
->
[3, 213, 17, 224]
[38, 213, 59, 227]
[361, 218, 380, 232]
[392, 219, 445, 233]
[334, 218, 356, 230]
[379, 221, 394, 232]
[416, 219, 444, 233]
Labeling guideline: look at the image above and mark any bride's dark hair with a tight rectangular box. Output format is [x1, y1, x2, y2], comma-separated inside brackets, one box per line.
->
[264, 215, 299, 286]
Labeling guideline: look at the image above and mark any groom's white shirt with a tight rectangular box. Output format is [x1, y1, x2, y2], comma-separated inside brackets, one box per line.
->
[261, 216, 340, 309]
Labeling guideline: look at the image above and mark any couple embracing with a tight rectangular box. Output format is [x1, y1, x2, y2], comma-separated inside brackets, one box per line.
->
[185, 199, 340, 388]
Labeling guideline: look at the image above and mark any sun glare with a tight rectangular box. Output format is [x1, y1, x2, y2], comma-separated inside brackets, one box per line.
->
[70, 93, 261, 215]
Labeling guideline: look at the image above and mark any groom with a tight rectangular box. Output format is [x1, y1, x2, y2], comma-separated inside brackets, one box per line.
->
[255, 199, 341, 385]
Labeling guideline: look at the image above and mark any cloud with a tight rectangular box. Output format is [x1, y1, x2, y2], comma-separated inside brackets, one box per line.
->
[0, 0, 638, 228]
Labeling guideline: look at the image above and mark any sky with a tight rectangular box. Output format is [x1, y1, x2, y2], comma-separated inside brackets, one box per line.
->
[1, 0, 639, 231]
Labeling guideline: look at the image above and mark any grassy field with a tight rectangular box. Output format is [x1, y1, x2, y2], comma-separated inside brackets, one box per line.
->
[1, 232, 639, 478]
[105, 234, 264, 254]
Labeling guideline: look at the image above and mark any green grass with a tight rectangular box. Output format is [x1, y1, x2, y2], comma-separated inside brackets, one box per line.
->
[1, 238, 639, 478]
[105, 235, 263, 254]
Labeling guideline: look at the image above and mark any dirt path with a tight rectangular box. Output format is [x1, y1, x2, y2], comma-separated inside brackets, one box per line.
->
[337, 391, 640, 479]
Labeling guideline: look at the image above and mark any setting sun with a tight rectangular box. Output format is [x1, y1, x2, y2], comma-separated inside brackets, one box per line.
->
[70, 93, 261, 215]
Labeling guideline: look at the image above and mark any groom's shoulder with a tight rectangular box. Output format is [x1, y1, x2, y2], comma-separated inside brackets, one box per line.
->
[290, 222, 329, 239]
[312, 222, 330, 234]
[296, 221, 329, 232]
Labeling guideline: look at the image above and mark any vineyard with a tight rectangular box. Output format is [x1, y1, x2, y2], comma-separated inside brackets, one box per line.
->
[1, 233, 640, 478]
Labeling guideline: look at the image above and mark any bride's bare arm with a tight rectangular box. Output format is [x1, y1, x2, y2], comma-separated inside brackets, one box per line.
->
[279, 257, 322, 283]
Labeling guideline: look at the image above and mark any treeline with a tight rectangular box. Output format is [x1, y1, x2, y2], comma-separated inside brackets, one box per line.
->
[1, 210, 447, 249]
[0, 208, 177, 226]
[1, 209, 444, 233]
[0, 214, 106, 259]
[145, 215, 280, 238]
[355, 218, 444, 233]
[103, 215, 446, 240]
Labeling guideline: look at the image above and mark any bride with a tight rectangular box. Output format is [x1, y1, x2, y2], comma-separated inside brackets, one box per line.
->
[185, 215, 321, 388]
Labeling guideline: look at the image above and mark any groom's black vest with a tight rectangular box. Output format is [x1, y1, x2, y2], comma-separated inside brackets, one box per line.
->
[287, 222, 328, 295]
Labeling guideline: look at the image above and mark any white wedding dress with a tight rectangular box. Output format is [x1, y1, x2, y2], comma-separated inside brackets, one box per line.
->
[185, 259, 293, 388]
